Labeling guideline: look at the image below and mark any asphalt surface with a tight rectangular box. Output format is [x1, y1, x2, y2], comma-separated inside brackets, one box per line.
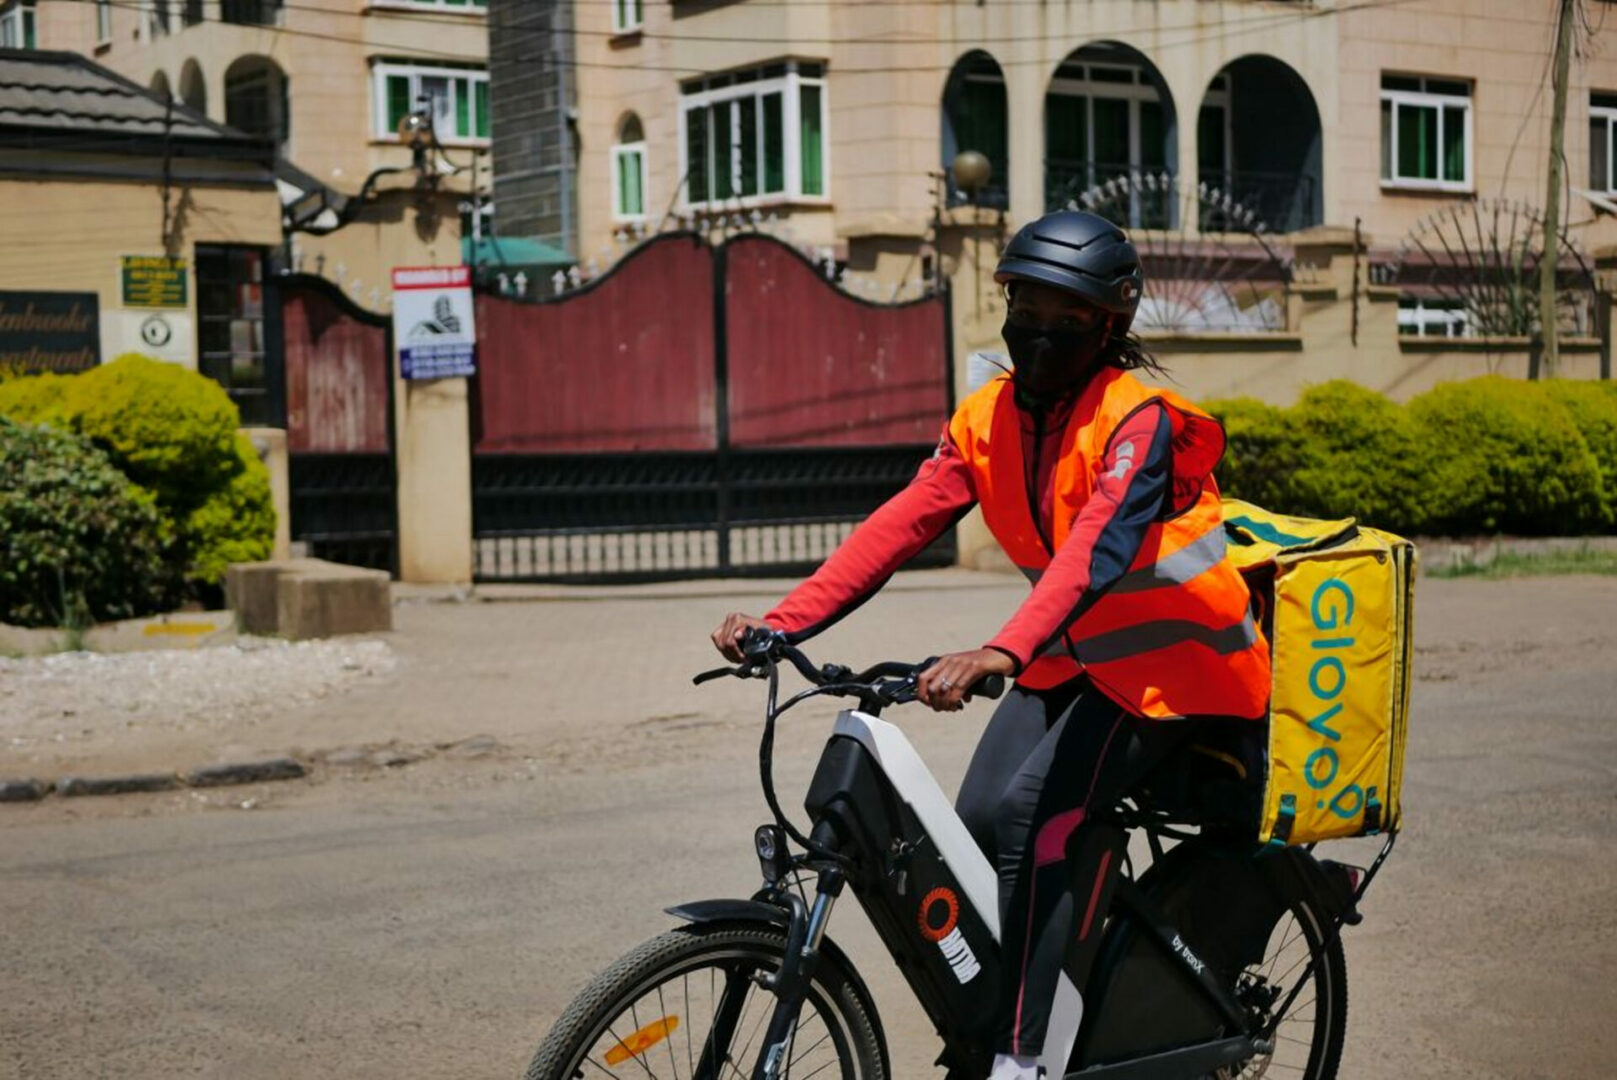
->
[3, 572, 1616, 1078]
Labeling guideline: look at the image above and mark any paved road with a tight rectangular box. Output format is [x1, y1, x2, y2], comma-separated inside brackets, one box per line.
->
[3, 573, 1616, 1078]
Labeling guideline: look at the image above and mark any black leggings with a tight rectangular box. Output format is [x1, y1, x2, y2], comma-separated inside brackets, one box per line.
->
[955, 678, 1189, 1058]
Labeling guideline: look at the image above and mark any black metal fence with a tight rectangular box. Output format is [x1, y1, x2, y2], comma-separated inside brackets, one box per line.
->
[286, 452, 398, 574]
[473, 446, 955, 583]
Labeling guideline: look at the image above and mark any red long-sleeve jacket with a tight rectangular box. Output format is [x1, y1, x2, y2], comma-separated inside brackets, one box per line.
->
[764, 392, 1173, 674]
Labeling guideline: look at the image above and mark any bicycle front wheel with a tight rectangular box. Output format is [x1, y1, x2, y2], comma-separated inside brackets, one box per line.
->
[522, 923, 885, 1080]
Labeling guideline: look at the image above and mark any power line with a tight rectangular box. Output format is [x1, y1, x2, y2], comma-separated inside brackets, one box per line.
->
[54, 0, 1429, 77]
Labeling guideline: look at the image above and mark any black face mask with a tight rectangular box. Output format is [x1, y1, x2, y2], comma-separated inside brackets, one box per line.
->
[1001, 318, 1110, 405]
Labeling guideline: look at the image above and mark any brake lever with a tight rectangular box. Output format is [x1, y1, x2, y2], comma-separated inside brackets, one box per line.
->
[692, 663, 763, 685]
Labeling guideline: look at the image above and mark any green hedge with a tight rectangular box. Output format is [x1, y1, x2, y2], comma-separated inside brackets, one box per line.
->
[0, 420, 176, 628]
[1206, 376, 1617, 536]
[0, 355, 276, 615]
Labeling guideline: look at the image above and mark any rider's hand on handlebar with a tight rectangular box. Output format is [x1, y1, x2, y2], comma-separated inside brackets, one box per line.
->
[916, 649, 1016, 712]
[712, 612, 778, 663]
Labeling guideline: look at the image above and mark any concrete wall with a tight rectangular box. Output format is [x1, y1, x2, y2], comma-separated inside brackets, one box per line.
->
[0, 173, 282, 369]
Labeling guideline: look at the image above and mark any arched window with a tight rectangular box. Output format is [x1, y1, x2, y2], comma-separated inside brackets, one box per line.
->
[1044, 43, 1177, 226]
[941, 51, 1008, 208]
[150, 70, 172, 101]
[613, 113, 647, 221]
[225, 56, 289, 154]
[1199, 56, 1323, 232]
[180, 59, 207, 117]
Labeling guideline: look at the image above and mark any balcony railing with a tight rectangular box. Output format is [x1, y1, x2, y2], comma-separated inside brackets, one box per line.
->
[1198, 169, 1319, 234]
[1044, 161, 1175, 228]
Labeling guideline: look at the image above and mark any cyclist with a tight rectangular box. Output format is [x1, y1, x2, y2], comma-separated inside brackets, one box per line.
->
[711, 209, 1271, 1080]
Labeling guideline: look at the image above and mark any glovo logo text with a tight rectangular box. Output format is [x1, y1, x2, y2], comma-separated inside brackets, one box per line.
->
[1301, 577, 1369, 822]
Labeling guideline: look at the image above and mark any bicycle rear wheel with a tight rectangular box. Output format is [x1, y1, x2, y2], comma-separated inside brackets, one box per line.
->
[1218, 895, 1347, 1080]
[522, 923, 885, 1080]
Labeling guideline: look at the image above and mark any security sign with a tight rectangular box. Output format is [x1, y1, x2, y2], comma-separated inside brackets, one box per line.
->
[391, 265, 477, 380]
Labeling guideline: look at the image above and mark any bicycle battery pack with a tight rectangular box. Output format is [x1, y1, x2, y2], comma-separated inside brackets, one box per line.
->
[804, 711, 1003, 1059]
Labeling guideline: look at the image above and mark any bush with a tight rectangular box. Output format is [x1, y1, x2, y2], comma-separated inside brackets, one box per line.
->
[1202, 396, 1310, 509]
[0, 371, 73, 425]
[0, 420, 176, 628]
[64, 354, 241, 512]
[1540, 380, 1617, 529]
[1286, 381, 1428, 534]
[1406, 377, 1606, 535]
[180, 433, 276, 583]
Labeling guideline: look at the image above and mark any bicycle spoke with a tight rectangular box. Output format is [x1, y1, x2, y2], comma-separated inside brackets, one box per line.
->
[655, 984, 681, 1080]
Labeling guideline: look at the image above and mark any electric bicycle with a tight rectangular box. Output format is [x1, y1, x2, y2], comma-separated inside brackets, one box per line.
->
[521, 630, 1392, 1080]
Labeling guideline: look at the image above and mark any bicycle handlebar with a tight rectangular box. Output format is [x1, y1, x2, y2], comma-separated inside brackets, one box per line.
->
[693, 628, 1006, 707]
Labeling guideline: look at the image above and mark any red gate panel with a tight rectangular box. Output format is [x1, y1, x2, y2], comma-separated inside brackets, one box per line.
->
[724, 235, 950, 448]
[474, 235, 718, 453]
[282, 284, 390, 453]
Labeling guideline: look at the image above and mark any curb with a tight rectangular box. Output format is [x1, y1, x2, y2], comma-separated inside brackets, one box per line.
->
[1, 757, 307, 805]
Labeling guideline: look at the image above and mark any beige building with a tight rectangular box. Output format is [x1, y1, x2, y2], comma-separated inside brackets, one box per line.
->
[28, 0, 491, 308]
[562, 0, 1617, 403]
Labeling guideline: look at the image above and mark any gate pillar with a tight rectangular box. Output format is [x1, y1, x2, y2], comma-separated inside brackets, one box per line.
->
[396, 375, 474, 584]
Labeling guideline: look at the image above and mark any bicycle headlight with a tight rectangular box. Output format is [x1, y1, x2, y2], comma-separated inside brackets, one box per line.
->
[754, 824, 790, 883]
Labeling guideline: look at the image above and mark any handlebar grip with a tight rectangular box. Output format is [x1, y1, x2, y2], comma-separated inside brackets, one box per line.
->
[693, 667, 734, 685]
[966, 674, 1006, 701]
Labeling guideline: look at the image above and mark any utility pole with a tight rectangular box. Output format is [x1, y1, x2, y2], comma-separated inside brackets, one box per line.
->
[1540, 0, 1576, 376]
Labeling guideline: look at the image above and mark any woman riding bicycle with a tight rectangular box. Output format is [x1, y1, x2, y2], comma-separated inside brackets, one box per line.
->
[712, 209, 1272, 1080]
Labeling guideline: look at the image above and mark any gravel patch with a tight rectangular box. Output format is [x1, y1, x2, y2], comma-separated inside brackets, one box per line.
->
[0, 638, 396, 752]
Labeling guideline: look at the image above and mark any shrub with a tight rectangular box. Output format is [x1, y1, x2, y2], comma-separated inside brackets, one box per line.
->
[0, 419, 176, 628]
[63, 353, 240, 513]
[1406, 377, 1606, 535]
[1201, 396, 1310, 509]
[1540, 380, 1617, 529]
[180, 433, 275, 584]
[1286, 380, 1429, 533]
[0, 371, 73, 425]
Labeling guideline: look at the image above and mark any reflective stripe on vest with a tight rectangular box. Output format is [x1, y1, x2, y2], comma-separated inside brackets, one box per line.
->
[1044, 611, 1260, 664]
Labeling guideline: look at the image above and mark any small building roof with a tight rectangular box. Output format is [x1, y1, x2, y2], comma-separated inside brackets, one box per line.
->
[0, 48, 269, 163]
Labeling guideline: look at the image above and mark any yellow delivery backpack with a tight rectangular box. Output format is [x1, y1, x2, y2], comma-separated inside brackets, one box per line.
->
[1221, 500, 1416, 846]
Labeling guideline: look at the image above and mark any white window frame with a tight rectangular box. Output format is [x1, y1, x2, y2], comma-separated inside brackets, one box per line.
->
[1398, 297, 1471, 338]
[611, 140, 648, 222]
[1380, 75, 1473, 193]
[138, 0, 172, 40]
[96, 0, 113, 45]
[678, 61, 830, 211]
[611, 0, 643, 35]
[372, 61, 490, 147]
[370, 0, 487, 11]
[1, 0, 36, 49]
[1592, 98, 1617, 196]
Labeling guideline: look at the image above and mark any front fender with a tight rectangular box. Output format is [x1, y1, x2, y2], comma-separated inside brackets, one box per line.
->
[664, 897, 791, 929]
[665, 896, 891, 1079]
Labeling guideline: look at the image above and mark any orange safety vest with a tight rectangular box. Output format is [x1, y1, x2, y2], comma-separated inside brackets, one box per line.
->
[950, 369, 1271, 720]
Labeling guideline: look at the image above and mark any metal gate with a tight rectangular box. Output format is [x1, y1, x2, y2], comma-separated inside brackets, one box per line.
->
[471, 231, 955, 583]
[265, 274, 398, 574]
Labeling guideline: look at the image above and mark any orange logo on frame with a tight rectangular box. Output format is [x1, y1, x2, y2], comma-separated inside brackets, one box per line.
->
[917, 887, 960, 943]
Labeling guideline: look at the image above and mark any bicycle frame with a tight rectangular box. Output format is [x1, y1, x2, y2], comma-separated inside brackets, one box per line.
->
[781, 707, 1272, 1080]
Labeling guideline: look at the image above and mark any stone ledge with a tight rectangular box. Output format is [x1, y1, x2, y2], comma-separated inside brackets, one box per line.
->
[226, 559, 392, 640]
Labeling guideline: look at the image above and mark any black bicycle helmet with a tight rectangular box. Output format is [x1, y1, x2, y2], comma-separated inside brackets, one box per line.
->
[994, 210, 1145, 334]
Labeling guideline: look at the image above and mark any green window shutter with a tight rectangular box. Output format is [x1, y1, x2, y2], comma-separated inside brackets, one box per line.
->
[626, 151, 644, 216]
[738, 95, 758, 197]
[686, 106, 709, 203]
[957, 78, 1007, 189]
[475, 80, 489, 139]
[386, 74, 411, 136]
[454, 77, 470, 138]
[1396, 102, 1436, 180]
[1380, 99, 1392, 180]
[1441, 105, 1466, 183]
[713, 102, 734, 199]
[1592, 117, 1608, 191]
[763, 92, 785, 193]
[1198, 104, 1226, 174]
[799, 84, 823, 196]
[1138, 99, 1166, 170]
[1046, 93, 1086, 162]
[1092, 98, 1129, 176]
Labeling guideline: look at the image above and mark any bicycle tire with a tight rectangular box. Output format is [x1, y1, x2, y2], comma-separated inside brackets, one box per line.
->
[1219, 894, 1347, 1080]
[522, 923, 886, 1080]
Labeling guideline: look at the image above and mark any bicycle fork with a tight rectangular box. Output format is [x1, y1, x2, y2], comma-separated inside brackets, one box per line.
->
[746, 864, 846, 1080]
